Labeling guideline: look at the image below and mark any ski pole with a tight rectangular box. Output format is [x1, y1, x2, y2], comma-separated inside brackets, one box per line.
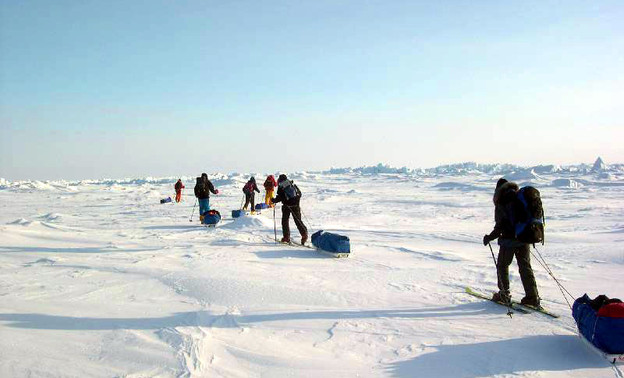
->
[189, 199, 197, 222]
[240, 194, 245, 210]
[488, 242, 513, 318]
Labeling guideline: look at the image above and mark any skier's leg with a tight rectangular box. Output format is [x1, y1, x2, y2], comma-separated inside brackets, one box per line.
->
[243, 193, 251, 210]
[265, 190, 272, 206]
[281, 206, 291, 242]
[516, 244, 540, 301]
[292, 205, 308, 240]
[199, 199, 209, 214]
[497, 245, 514, 297]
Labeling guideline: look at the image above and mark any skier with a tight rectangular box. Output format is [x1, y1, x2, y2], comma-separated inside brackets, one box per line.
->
[263, 175, 277, 208]
[194, 173, 219, 222]
[271, 174, 308, 245]
[483, 178, 541, 307]
[174, 179, 185, 203]
[242, 177, 260, 213]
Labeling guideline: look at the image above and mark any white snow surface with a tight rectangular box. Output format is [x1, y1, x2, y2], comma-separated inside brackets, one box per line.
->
[1, 165, 623, 377]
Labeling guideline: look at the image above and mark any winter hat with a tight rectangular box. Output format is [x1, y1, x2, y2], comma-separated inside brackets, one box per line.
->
[278, 174, 287, 182]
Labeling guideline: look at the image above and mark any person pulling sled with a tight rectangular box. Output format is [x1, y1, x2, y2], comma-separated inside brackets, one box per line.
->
[242, 177, 260, 214]
[483, 178, 542, 308]
[194, 173, 219, 223]
[271, 174, 308, 245]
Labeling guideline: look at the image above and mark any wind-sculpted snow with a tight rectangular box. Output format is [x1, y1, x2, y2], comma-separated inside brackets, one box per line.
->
[0, 163, 623, 377]
[551, 179, 583, 189]
[2, 159, 623, 193]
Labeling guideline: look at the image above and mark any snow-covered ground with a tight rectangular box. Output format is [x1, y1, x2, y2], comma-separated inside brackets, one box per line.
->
[1, 162, 623, 377]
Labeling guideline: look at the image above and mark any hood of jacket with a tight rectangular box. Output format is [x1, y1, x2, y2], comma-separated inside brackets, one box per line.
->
[493, 181, 519, 205]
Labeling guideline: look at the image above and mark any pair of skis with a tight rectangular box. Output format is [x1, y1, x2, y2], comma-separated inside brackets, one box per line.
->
[465, 287, 559, 318]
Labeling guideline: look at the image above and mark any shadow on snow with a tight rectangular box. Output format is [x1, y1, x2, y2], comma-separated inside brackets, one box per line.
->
[0, 303, 488, 331]
[386, 334, 607, 377]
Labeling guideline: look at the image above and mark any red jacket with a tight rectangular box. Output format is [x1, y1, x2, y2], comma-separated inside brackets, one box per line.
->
[264, 175, 277, 191]
[174, 181, 185, 192]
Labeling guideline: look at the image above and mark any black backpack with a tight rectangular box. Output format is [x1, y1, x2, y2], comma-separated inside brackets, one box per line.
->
[195, 178, 208, 198]
[282, 180, 301, 201]
[511, 186, 545, 245]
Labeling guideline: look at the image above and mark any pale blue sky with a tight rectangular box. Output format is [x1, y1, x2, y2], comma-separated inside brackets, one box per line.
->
[1, 0, 622, 180]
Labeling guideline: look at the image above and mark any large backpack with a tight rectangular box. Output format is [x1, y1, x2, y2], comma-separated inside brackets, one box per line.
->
[511, 186, 545, 245]
[242, 181, 255, 194]
[281, 180, 301, 201]
[195, 178, 208, 198]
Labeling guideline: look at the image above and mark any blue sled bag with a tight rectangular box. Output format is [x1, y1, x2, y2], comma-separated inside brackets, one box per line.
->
[573, 294, 624, 354]
[202, 210, 221, 226]
[311, 230, 350, 254]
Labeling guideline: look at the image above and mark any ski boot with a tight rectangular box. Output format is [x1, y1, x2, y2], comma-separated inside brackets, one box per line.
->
[520, 296, 542, 309]
[492, 291, 511, 304]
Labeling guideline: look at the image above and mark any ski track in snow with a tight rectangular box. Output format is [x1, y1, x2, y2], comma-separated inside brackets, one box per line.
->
[0, 170, 623, 377]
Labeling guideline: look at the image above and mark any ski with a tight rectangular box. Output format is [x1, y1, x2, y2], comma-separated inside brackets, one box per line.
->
[278, 241, 349, 258]
[465, 287, 559, 318]
[465, 287, 530, 314]
[517, 303, 559, 319]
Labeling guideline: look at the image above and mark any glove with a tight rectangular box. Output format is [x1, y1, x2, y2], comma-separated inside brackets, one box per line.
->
[483, 234, 491, 246]
[215, 189, 220, 195]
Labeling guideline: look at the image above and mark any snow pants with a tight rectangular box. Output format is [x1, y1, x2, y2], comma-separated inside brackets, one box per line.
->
[496, 241, 539, 299]
[265, 189, 274, 207]
[198, 198, 210, 215]
[175, 190, 182, 203]
[281, 204, 307, 241]
[243, 192, 255, 210]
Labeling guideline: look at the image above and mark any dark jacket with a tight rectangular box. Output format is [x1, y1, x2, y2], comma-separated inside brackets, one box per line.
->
[273, 180, 301, 207]
[243, 180, 260, 194]
[488, 182, 519, 241]
[194, 177, 217, 199]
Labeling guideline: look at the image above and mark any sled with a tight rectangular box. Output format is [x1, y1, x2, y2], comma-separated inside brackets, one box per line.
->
[579, 331, 624, 364]
[311, 230, 351, 255]
[202, 210, 221, 226]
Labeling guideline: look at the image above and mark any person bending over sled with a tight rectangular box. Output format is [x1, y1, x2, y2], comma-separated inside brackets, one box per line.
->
[264, 175, 277, 208]
[174, 179, 185, 203]
[483, 178, 541, 308]
[271, 174, 308, 245]
[242, 177, 260, 213]
[194, 173, 219, 222]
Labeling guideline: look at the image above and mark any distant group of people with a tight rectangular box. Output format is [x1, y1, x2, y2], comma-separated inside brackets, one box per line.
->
[175, 173, 542, 306]
[241, 174, 308, 245]
[174, 173, 307, 245]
